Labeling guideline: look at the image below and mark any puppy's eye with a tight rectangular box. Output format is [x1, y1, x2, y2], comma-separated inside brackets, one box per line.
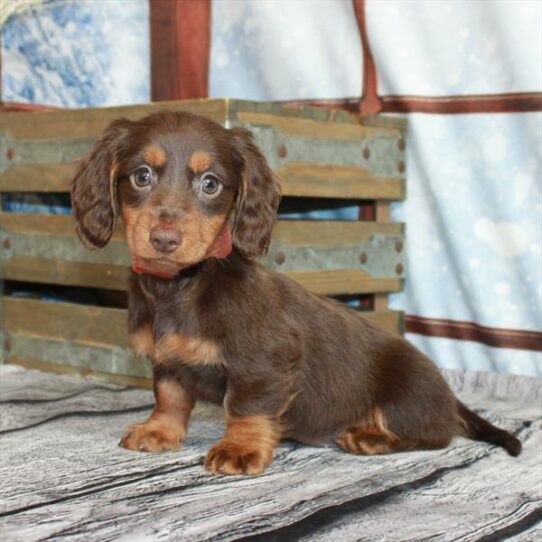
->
[200, 174, 223, 198]
[130, 167, 154, 189]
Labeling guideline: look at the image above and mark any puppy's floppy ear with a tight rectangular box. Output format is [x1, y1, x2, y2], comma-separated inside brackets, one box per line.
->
[71, 119, 132, 249]
[230, 127, 281, 259]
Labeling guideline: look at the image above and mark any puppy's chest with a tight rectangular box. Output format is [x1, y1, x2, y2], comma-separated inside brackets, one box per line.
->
[131, 316, 224, 367]
[130, 277, 226, 366]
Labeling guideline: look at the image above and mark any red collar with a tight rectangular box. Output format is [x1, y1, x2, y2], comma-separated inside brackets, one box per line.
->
[131, 226, 232, 279]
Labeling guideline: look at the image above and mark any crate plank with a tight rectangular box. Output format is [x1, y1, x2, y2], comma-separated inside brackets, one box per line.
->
[1, 100, 405, 200]
[285, 270, 402, 295]
[3, 256, 130, 289]
[3, 297, 403, 344]
[3, 296, 130, 348]
[0, 163, 403, 200]
[234, 110, 401, 141]
[4, 357, 153, 389]
[2, 214, 405, 293]
[3, 296, 402, 384]
[1, 99, 229, 139]
[1, 213, 402, 243]
[0, 163, 75, 192]
[277, 164, 404, 200]
[3, 258, 402, 294]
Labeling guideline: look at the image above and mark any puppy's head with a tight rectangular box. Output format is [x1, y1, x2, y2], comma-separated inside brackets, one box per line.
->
[71, 111, 281, 277]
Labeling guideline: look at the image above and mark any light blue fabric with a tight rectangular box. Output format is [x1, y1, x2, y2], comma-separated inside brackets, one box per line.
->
[1, 0, 150, 107]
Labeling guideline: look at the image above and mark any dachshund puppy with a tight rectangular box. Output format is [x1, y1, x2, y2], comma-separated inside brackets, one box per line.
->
[72, 111, 521, 475]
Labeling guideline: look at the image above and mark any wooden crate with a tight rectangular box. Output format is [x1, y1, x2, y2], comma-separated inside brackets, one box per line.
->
[0, 99, 406, 388]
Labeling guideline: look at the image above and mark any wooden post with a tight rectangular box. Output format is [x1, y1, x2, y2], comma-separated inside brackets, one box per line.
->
[150, 0, 212, 100]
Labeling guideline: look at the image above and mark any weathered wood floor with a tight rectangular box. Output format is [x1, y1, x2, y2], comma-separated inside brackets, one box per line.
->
[0, 365, 540, 541]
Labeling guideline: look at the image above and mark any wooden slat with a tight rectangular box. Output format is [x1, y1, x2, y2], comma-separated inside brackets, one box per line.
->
[5, 357, 153, 389]
[2, 258, 401, 295]
[286, 270, 402, 295]
[0, 99, 228, 139]
[0, 163, 75, 192]
[3, 296, 402, 352]
[3, 297, 402, 385]
[364, 310, 403, 335]
[1, 212, 81, 236]
[2, 214, 404, 294]
[3, 256, 129, 289]
[3, 296, 130, 348]
[0, 99, 406, 140]
[234, 111, 402, 140]
[277, 163, 404, 200]
[1, 212, 402, 243]
[0, 163, 404, 199]
[3, 298, 402, 340]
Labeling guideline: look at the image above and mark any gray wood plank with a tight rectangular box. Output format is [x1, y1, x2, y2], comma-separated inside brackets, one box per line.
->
[0, 365, 124, 402]
[296, 420, 542, 542]
[0, 365, 539, 542]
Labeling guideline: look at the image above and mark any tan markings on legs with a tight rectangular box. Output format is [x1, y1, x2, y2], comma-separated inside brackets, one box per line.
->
[205, 415, 281, 475]
[336, 426, 398, 455]
[336, 407, 400, 456]
[120, 380, 195, 452]
[189, 150, 213, 173]
[370, 407, 399, 442]
[131, 324, 155, 357]
[155, 332, 224, 365]
[143, 145, 167, 168]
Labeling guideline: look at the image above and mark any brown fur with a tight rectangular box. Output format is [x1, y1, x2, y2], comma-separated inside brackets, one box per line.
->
[71, 110, 522, 475]
[121, 379, 194, 452]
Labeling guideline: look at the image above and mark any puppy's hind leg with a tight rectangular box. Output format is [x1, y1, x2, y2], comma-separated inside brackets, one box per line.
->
[336, 407, 453, 456]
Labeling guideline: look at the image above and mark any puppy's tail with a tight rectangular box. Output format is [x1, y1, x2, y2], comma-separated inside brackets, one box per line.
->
[457, 400, 522, 457]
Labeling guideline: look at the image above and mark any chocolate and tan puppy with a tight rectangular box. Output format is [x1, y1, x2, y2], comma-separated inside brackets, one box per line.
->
[72, 111, 521, 475]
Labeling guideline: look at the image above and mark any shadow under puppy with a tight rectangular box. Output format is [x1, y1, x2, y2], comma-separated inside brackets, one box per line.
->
[72, 111, 521, 475]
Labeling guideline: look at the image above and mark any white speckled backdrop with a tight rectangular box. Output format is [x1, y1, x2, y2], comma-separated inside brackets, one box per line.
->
[2, 0, 541, 375]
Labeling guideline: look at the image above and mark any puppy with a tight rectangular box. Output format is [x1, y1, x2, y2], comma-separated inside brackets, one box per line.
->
[72, 111, 521, 475]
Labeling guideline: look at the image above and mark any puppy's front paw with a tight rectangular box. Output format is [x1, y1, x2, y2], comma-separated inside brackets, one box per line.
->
[120, 419, 183, 452]
[204, 440, 272, 475]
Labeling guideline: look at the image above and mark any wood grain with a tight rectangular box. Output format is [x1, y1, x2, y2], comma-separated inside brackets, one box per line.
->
[2, 256, 130, 290]
[0, 163, 404, 199]
[2, 214, 404, 294]
[285, 270, 402, 295]
[0, 163, 76, 192]
[3, 259, 402, 295]
[0, 365, 538, 541]
[3, 296, 403, 349]
[2, 213, 402, 244]
[276, 163, 405, 200]
[3, 297, 130, 348]
[1, 99, 228, 139]
[235, 111, 401, 141]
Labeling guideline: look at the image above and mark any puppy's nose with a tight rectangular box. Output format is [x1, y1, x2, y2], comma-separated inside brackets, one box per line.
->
[149, 227, 181, 254]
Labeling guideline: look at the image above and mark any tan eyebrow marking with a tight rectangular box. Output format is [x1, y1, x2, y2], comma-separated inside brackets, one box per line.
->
[143, 145, 167, 167]
[189, 150, 213, 173]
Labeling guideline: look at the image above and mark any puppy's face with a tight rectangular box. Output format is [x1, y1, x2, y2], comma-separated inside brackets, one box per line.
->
[117, 116, 239, 276]
[71, 112, 281, 276]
